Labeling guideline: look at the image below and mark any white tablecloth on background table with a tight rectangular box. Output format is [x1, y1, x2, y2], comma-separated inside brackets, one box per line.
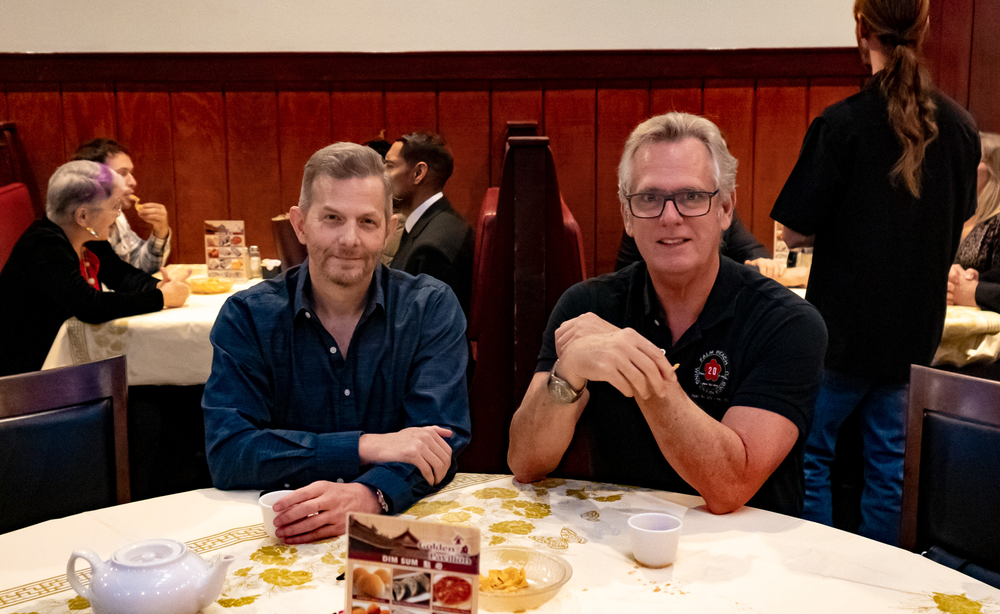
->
[41, 267, 261, 386]
[2, 474, 997, 614]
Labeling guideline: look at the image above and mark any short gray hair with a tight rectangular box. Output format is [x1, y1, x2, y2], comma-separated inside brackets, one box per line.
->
[298, 142, 393, 222]
[46, 160, 117, 224]
[617, 113, 738, 223]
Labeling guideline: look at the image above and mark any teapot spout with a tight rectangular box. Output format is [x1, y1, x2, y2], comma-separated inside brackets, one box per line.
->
[199, 554, 236, 610]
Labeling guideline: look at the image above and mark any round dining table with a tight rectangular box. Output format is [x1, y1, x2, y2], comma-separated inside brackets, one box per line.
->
[2, 473, 997, 614]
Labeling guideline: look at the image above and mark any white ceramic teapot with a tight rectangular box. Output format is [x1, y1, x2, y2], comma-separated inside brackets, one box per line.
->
[67, 538, 235, 614]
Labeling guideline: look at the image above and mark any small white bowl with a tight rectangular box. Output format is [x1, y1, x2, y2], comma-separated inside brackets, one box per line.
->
[478, 546, 572, 612]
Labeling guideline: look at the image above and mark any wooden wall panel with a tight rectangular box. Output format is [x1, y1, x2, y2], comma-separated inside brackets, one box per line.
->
[968, 0, 1000, 132]
[438, 87, 491, 223]
[61, 85, 117, 161]
[752, 80, 808, 248]
[171, 91, 228, 264]
[703, 80, 756, 246]
[330, 89, 383, 145]
[277, 91, 332, 218]
[545, 84, 597, 276]
[384, 88, 437, 141]
[928, 0, 975, 107]
[808, 78, 861, 123]
[6, 87, 65, 204]
[0, 91, 7, 120]
[227, 90, 282, 260]
[490, 84, 543, 186]
[595, 84, 648, 275]
[650, 79, 703, 115]
[117, 90, 176, 246]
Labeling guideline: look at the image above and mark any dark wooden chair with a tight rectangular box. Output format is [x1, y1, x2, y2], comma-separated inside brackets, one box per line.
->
[0, 182, 36, 271]
[0, 355, 130, 533]
[271, 214, 308, 272]
[901, 365, 1000, 587]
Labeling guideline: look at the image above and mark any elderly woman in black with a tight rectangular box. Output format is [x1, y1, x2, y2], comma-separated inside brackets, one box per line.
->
[0, 160, 190, 376]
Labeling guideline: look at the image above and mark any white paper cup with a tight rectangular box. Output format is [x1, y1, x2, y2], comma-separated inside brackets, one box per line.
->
[628, 512, 682, 568]
[259, 490, 294, 539]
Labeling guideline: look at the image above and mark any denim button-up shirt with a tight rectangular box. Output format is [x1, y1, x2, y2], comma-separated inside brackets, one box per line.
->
[203, 260, 470, 512]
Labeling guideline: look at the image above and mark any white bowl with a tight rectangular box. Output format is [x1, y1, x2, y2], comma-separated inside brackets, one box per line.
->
[478, 546, 572, 612]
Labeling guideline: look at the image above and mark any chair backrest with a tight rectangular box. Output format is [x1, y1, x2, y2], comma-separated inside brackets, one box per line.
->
[271, 214, 308, 272]
[0, 182, 36, 271]
[0, 355, 129, 533]
[464, 136, 586, 473]
[901, 365, 1000, 571]
[0, 122, 44, 218]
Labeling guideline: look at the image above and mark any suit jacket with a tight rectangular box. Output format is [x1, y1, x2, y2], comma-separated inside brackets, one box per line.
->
[390, 196, 475, 316]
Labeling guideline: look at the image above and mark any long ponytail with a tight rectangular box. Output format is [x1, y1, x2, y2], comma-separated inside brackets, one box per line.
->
[856, 0, 937, 198]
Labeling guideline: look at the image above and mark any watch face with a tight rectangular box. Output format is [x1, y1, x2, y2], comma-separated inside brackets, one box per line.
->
[547, 373, 580, 404]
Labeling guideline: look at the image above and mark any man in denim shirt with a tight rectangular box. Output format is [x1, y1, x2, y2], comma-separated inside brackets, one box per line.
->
[203, 143, 470, 544]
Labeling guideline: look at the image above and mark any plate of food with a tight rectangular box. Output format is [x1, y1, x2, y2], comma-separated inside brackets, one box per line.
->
[187, 277, 234, 294]
[478, 546, 572, 612]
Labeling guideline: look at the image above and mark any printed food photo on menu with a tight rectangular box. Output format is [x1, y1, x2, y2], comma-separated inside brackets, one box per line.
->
[433, 573, 473, 610]
[352, 565, 391, 602]
[392, 570, 431, 604]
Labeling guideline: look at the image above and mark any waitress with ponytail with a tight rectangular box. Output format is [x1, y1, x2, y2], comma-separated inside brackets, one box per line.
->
[0, 161, 191, 377]
[770, 0, 980, 545]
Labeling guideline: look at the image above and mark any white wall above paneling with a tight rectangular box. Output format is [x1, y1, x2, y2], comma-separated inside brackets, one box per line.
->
[1, 0, 856, 53]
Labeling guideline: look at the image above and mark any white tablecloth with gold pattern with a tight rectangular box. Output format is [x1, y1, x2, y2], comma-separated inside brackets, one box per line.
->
[2, 474, 998, 614]
[40, 267, 261, 386]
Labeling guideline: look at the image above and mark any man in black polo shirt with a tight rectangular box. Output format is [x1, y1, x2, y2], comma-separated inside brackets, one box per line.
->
[508, 113, 827, 517]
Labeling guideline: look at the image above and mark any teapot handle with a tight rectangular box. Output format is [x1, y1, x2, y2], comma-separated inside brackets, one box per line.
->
[67, 549, 102, 600]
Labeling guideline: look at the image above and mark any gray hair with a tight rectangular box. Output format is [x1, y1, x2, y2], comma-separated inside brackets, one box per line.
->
[617, 112, 738, 223]
[46, 160, 118, 224]
[298, 142, 393, 222]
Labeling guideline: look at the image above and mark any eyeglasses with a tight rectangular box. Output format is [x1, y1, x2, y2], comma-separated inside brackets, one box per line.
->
[625, 190, 720, 219]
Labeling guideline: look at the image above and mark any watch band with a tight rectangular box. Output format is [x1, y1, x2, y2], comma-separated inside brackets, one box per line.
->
[547, 359, 586, 404]
[374, 487, 389, 513]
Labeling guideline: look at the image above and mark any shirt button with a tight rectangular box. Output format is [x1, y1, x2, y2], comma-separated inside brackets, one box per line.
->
[284, 483, 290, 488]
[305, 312, 311, 319]
[330, 347, 337, 355]
[336, 478, 344, 483]
[654, 319, 660, 326]
[344, 389, 351, 396]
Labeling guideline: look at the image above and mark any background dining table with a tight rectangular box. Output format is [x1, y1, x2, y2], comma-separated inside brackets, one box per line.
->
[40, 265, 261, 386]
[2, 473, 997, 614]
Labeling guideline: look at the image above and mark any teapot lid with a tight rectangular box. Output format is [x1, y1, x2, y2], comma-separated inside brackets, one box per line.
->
[112, 539, 186, 567]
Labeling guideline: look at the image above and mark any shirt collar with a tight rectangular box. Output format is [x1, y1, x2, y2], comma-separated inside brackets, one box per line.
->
[404, 192, 444, 233]
[292, 258, 386, 321]
[638, 256, 741, 344]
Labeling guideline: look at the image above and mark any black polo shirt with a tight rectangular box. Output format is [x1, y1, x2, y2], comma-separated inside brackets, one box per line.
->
[771, 79, 979, 380]
[536, 257, 827, 516]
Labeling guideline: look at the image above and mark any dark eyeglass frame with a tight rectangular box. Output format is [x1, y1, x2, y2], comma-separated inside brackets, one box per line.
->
[625, 189, 720, 219]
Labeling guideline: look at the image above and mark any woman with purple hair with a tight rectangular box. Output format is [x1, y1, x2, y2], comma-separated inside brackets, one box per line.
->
[0, 160, 191, 376]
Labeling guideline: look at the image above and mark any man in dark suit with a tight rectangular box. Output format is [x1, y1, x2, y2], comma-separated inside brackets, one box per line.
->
[386, 132, 474, 316]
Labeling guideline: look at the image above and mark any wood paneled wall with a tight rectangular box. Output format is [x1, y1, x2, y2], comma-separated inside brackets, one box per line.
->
[1, 50, 867, 274]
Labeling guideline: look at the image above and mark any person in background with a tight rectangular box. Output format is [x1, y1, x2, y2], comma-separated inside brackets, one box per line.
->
[0, 161, 190, 376]
[385, 132, 474, 315]
[367, 137, 406, 264]
[771, 0, 980, 545]
[202, 143, 470, 543]
[948, 132, 1000, 312]
[614, 212, 789, 280]
[73, 138, 172, 273]
[508, 112, 827, 517]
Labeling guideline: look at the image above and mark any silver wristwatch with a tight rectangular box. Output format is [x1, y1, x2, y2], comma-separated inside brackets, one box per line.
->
[547, 359, 586, 404]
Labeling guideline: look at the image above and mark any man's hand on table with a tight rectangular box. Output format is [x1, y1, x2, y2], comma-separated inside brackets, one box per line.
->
[157, 266, 191, 307]
[271, 481, 381, 544]
[359, 426, 453, 485]
[948, 264, 979, 307]
[136, 202, 170, 239]
[554, 313, 677, 400]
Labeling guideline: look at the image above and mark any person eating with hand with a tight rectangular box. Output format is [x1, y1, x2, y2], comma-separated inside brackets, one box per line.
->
[507, 113, 827, 517]
[202, 142, 470, 543]
[0, 160, 191, 377]
[73, 138, 172, 274]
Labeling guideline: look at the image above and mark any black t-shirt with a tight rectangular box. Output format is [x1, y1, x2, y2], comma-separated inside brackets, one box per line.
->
[536, 257, 828, 516]
[771, 79, 979, 380]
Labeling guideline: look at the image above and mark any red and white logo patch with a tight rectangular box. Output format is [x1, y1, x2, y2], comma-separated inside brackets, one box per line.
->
[694, 350, 730, 395]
